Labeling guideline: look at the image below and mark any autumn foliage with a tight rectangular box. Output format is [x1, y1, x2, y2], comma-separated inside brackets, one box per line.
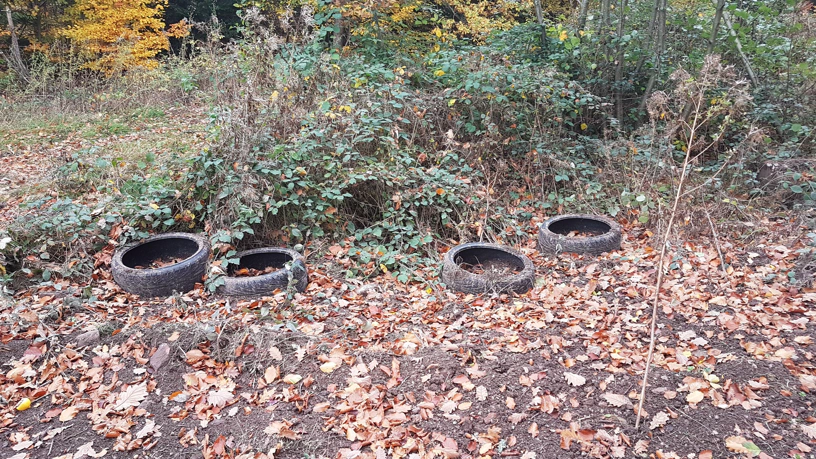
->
[60, 0, 172, 74]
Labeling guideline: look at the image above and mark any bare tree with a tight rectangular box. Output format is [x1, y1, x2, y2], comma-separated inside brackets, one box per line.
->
[3, 5, 29, 82]
[577, 0, 590, 32]
[614, 0, 629, 122]
[533, 0, 547, 47]
[707, 0, 725, 55]
[638, 0, 667, 111]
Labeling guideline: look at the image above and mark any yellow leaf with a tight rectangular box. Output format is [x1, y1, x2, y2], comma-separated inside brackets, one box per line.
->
[283, 374, 302, 384]
[16, 398, 31, 411]
[705, 373, 720, 384]
[686, 390, 704, 404]
[320, 361, 341, 374]
[61, 0, 170, 75]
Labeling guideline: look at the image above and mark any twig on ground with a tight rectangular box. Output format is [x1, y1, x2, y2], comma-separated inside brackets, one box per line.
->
[704, 203, 729, 276]
[635, 99, 699, 430]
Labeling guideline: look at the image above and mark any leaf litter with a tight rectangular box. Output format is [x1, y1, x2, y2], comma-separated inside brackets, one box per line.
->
[1, 212, 816, 458]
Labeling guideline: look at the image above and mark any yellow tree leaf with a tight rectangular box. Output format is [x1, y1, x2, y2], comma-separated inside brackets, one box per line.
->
[61, 0, 169, 75]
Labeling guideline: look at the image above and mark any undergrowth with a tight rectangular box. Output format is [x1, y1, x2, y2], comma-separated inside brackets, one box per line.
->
[1, 8, 814, 292]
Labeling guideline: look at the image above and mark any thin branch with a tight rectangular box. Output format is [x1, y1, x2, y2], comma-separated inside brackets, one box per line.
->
[719, 1, 758, 87]
[704, 203, 729, 276]
[635, 95, 702, 430]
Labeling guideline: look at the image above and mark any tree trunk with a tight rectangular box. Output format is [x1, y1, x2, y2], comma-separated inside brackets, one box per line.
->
[577, 0, 590, 32]
[598, 0, 611, 35]
[332, 13, 344, 50]
[720, 2, 758, 86]
[638, 0, 666, 111]
[614, 0, 628, 124]
[533, 0, 547, 47]
[633, 0, 660, 75]
[4, 5, 29, 82]
[707, 0, 725, 54]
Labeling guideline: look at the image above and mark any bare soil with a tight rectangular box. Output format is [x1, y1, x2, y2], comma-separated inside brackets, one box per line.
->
[2, 218, 816, 459]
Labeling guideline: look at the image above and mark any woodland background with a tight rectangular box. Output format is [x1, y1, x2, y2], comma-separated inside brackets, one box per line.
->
[1, 1, 816, 458]
[1, 0, 814, 285]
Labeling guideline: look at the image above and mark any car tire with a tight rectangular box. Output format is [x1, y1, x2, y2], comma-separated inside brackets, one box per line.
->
[442, 242, 535, 294]
[221, 247, 308, 297]
[112, 232, 211, 297]
[537, 214, 622, 255]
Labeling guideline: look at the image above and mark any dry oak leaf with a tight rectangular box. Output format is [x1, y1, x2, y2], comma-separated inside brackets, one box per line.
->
[135, 419, 158, 439]
[506, 397, 516, 410]
[803, 423, 816, 440]
[603, 393, 632, 407]
[268, 346, 283, 361]
[452, 374, 475, 391]
[800, 374, 816, 390]
[564, 372, 586, 387]
[114, 383, 148, 411]
[75, 440, 108, 458]
[312, 402, 331, 413]
[528, 422, 539, 438]
[264, 366, 280, 384]
[11, 441, 33, 451]
[634, 440, 650, 454]
[508, 412, 528, 425]
[725, 436, 761, 457]
[698, 451, 713, 459]
[439, 400, 457, 414]
[265, 421, 301, 440]
[650, 411, 670, 430]
[185, 349, 206, 364]
[207, 389, 234, 407]
[476, 386, 488, 401]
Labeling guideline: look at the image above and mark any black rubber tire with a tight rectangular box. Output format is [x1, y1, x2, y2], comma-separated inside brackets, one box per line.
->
[442, 242, 535, 294]
[220, 248, 308, 297]
[538, 214, 622, 255]
[112, 232, 211, 297]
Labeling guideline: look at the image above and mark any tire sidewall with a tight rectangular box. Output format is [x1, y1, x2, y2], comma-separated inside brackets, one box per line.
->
[221, 247, 307, 297]
[112, 232, 210, 297]
[442, 242, 535, 294]
[538, 214, 621, 255]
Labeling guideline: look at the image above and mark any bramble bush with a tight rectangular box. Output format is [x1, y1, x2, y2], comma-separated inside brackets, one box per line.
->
[4, 2, 815, 289]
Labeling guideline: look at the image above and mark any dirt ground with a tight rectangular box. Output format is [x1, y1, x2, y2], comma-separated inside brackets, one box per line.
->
[2, 215, 816, 459]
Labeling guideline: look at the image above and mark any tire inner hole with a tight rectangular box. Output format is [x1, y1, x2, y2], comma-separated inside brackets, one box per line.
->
[548, 218, 611, 237]
[122, 238, 199, 269]
[455, 248, 523, 276]
[228, 252, 293, 277]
